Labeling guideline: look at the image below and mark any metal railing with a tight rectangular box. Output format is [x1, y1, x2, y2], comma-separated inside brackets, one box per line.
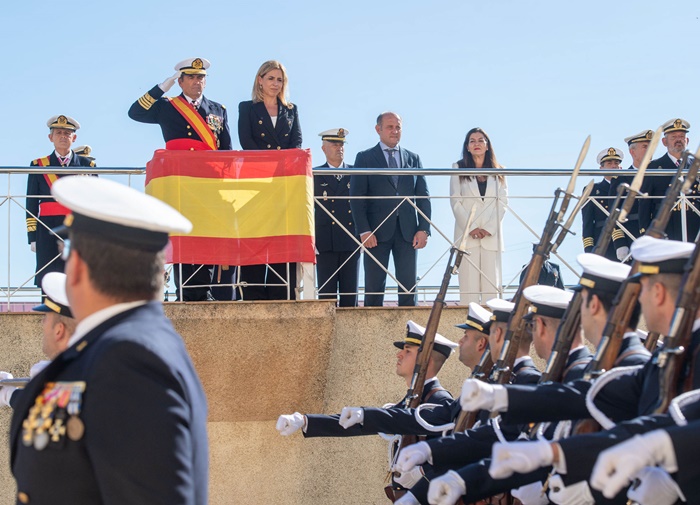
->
[1, 166, 696, 308]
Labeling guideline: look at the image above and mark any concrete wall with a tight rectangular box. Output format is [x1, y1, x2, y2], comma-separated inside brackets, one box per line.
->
[0, 302, 485, 504]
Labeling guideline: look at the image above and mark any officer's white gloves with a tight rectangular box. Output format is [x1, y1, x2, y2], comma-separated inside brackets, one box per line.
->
[30, 360, 51, 378]
[158, 71, 181, 93]
[30, 242, 36, 253]
[489, 440, 554, 479]
[625, 467, 685, 505]
[395, 441, 432, 473]
[394, 465, 425, 490]
[338, 407, 364, 429]
[511, 481, 549, 505]
[427, 470, 466, 505]
[616, 246, 630, 262]
[547, 475, 595, 505]
[459, 379, 508, 413]
[590, 430, 678, 498]
[394, 491, 420, 505]
[0, 371, 17, 408]
[275, 412, 306, 436]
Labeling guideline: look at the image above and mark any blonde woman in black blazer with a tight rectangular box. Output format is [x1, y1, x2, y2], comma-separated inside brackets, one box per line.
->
[451, 128, 508, 305]
[237, 60, 302, 300]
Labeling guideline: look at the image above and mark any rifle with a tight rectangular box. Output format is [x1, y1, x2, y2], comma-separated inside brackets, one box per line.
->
[489, 136, 590, 384]
[0, 377, 29, 388]
[584, 148, 700, 378]
[453, 348, 494, 432]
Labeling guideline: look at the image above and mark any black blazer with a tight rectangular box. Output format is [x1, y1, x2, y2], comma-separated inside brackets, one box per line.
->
[10, 302, 209, 504]
[314, 163, 357, 252]
[237, 99, 302, 150]
[350, 143, 431, 242]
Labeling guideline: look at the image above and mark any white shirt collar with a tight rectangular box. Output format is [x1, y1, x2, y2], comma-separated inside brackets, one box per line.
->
[379, 141, 400, 152]
[668, 152, 679, 165]
[67, 300, 149, 348]
[514, 355, 531, 367]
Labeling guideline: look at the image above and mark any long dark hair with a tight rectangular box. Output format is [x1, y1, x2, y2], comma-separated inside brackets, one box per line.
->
[456, 127, 503, 182]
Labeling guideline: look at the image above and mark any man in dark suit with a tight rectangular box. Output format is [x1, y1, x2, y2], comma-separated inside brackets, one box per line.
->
[10, 177, 209, 504]
[350, 112, 431, 306]
[582, 147, 624, 261]
[26, 115, 96, 292]
[638, 118, 699, 241]
[129, 57, 233, 301]
[314, 128, 359, 307]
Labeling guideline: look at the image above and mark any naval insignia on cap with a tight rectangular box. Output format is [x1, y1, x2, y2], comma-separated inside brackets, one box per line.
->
[51, 177, 192, 252]
[456, 302, 492, 335]
[47, 115, 80, 131]
[522, 285, 572, 320]
[662, 118, 690, 134]
[571, 253, 631, 294]
[596, 147, 624, 165]
[624, 129, 653, 145]
[485, 298, 515, 322]
[631, 235, 694, 276]
[319, 128, 349, 143]
[175, 57, 210, 75]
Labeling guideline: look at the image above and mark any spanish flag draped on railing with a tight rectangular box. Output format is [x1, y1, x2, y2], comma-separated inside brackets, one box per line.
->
[145, 148, 315, 265]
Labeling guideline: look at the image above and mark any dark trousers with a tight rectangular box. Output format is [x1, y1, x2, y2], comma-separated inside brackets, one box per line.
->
[239, 263, 297, 300]
[173, 264, 212, 301]
[363, 227, 417, 307]
[34, 215, 65, 288]
[317, 250, 360, 307]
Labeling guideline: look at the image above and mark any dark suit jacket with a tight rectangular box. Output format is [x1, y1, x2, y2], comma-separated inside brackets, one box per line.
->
[608, 165, 641, 243]
[582, 178, 618, 260]
[314, 163, 357, 252]
[350, 143, 430, 242]
[128, 85, 232, 150]
[10, 302, 209, 505]
[237, 99, 302, 150]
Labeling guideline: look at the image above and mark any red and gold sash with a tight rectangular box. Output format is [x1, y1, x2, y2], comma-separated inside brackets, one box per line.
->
[167, 96, 218, 151]
[34, 156, 70, 216]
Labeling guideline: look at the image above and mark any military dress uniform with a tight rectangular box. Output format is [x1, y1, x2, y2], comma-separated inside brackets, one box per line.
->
[128, 57, 232, 301]
[638, 118, 700, 242]
[11, 177, 209, 505]
[26, 116, 95, 289]
[582, 148, 626, 261]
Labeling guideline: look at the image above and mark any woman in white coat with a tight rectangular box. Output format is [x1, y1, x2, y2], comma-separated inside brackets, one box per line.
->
[450, 127, 508, 305]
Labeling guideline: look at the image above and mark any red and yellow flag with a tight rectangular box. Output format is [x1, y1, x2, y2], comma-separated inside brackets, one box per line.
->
[145, 148, 315, 265]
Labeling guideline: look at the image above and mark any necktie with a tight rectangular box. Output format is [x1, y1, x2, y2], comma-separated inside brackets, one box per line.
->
[191, 100, 198, 109]
[676, 159, 681, 167]
[335, 175, 343, 181]
[386, 149, 399, 186]
[58, 155, 69, 166]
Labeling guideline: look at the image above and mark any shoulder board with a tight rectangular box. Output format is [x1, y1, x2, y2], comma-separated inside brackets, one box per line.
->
[89, 161, 96, 168]
[221, 104, 226, 109]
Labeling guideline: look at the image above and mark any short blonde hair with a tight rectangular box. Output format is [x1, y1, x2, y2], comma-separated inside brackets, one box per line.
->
[252, 60, 289, 106]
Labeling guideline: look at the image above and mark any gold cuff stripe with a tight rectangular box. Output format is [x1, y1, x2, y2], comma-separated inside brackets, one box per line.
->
[138, 93, 156, 110]
[27, 226, 36, 232]
[612, 230, 624, 239]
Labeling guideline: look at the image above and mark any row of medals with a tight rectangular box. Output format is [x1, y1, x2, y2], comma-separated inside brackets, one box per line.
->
[22, 382, 86, 450]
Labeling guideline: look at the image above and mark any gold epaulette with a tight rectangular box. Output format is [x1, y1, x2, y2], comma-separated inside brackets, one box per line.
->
[582, 237, 595, 248]
[26, 217, 37, 233]
[137, 92, 156, 110]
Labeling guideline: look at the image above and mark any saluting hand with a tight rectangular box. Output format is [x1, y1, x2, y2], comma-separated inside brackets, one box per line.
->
[159, 71, 181, 93]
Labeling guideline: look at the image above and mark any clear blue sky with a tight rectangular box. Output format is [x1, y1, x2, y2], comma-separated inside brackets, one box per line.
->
[1, 0, 699, 301]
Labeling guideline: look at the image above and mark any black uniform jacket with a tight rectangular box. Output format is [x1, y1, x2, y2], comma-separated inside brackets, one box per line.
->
[128, 84, 232, 150]
[314, 163, 357, 252]
[237, 99, 302, 150]
[304, 378, 452, 438]
[582, 178, 619, 260]
[10, 302, 209, 505]
[608, 165, 642, 244]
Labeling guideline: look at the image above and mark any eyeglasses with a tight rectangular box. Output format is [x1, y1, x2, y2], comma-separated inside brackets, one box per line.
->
[468, 139, 488, 145]
[60, 239, 71, 260]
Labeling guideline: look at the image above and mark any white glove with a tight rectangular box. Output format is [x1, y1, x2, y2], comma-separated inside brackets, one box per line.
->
[626, 467, 685, 505]
[616, 246, 630, 262]
[489, 440, 554, 480]
[275, 412, 305, 436]
[158, 71, 181, 92]
[394, 441, 432, 473]
[30, 242, 36, 253]
[511, 481, 549, 505]
[590, 431, 678, 499]
[428, 470, 467, 505]
[30, 360, 51, 378]
[460, 379, 508, 412]
[548, 475, 595, 505]
[394, 465, 425, 489]
[395, 491, 420, 505]
[338, 407, 364, 429]
[0, 371, 17, 408]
